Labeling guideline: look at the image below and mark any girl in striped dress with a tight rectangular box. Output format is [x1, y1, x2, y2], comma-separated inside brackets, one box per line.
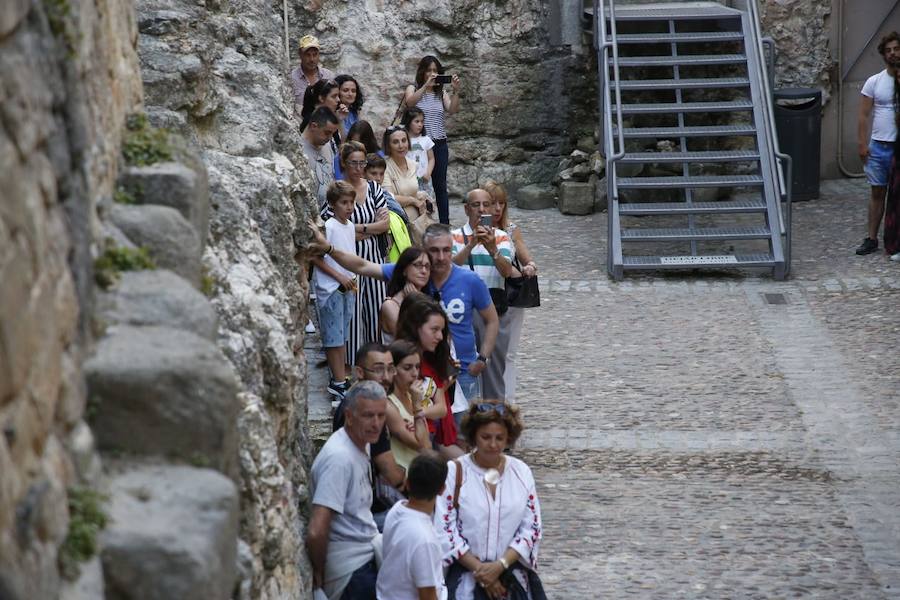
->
[322, 141, 390, 363]
[404, 55, 461, 225]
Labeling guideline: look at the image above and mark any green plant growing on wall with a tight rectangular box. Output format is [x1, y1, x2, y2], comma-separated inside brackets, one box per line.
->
[113, 187, 136, 205]
[123, 114, 173, 166]
[94, 243, 156, 289]
[43, 0, 78, 57]
[58, 488, 109, 580]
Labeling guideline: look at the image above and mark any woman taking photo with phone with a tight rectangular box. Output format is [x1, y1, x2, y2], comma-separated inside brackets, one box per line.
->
[404, 55, 461, 225]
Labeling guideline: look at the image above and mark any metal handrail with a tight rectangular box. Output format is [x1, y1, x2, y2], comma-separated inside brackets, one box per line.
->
[596, 0, 626, 276]
[747, 0, 792, 274]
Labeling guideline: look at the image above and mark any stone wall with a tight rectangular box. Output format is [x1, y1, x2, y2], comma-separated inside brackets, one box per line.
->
[135, 0, 319, 597]
[758, 0, 833, 100]
[0, 0, 142, 597]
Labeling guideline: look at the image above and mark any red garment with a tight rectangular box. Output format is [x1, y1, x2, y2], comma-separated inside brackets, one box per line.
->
[420, 359, 457, 446]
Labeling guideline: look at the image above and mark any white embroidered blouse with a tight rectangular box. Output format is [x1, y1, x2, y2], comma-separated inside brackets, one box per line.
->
[434, 453, 542, 599]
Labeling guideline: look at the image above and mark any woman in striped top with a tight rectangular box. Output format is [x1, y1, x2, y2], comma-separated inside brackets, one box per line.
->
[404, 55, 461, 225]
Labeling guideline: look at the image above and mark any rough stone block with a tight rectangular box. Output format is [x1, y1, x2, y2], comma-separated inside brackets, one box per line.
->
[516, 184, 555, 210]
[101, 465, 239, 600]
[109, 204, 201, 285]
[84, 326, 238, 474]
[593, 176, 608, 213]
[119, 162, 209, 248]
[558, 181, 595, 216]
[60, 555, 105, 600]
[97, 270, 218, 341]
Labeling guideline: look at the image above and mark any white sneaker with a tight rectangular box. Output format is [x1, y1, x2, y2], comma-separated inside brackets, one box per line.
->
[305, 319, 316, 333]
[890, 252, 900, 262]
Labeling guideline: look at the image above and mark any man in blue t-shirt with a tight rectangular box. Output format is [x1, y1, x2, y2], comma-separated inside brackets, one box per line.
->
[312, 223, 499, 406]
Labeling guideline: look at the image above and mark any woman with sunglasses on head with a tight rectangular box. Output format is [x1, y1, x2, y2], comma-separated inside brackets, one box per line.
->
[322, 141, 390, 365]
[395, 292, 462, 460]
[436, 401, 545, 600]
[404, 55, 461, 225]
[382, 125, 433, 221]
[380, 247, 431, 344]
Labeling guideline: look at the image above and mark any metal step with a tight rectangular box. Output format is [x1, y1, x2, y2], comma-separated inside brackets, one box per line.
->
[611, 31, 744, 44]
[615, 100, 753, 115]
[594, 5, 743, 20]
[613, 125, 758, 139]
[620, 150, 760, 164]
[612, 54, 746, 67]
[622, 253, 775, 269]
[612, 77, 750, 91]
[617, 174, 765, 189]
[621, 226, 772, 242]
[619, 199, 767, 215]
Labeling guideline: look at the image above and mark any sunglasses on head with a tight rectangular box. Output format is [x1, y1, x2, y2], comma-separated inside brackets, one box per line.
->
[475, 402, 506, 415]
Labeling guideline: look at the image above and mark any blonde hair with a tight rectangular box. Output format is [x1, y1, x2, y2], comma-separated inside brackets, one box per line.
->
[482, 180, 509, 229]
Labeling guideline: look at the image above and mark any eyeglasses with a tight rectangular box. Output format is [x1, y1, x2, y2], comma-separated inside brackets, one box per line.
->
[361, 365, 396, 377]
[345, 160, 367, 168]
[385, 125, 405, 133]
[475, 402, 507, 415]
[410, 261, 430, 270]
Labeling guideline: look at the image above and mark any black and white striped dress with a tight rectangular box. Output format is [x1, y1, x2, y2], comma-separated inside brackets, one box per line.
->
[322, 181, 388, 364]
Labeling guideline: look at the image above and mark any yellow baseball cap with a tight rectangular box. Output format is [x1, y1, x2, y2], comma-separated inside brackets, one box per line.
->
[299, 35, 321, 52]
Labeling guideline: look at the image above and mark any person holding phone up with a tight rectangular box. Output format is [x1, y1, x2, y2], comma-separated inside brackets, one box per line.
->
[404, 55, 461, 225]
[451, 189, 520, 402]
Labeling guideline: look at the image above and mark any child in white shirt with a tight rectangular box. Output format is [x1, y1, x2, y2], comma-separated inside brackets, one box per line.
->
[376, 454, 448, 600]
[402, 107, 435, 195]
[312, 181, 358, 403]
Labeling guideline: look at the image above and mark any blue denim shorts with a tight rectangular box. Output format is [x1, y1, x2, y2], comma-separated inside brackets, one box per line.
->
[864, 140, 895, 187]
[317, 288, 354, 348]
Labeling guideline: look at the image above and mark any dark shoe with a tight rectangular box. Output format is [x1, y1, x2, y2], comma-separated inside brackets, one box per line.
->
[327, 380, 348, 406]
[856, 238, 878, 255]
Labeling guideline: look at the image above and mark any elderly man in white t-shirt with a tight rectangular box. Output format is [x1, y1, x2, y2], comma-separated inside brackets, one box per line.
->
[308, 381, 387, 600]
[856, 32, 900, 256]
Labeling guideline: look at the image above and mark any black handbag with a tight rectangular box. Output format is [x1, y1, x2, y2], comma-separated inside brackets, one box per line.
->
[505, 256, 540, 308]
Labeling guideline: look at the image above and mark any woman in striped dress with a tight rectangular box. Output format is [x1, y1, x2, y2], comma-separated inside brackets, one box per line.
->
[322, 141, 390, 363]
[404, 55, 461, 225]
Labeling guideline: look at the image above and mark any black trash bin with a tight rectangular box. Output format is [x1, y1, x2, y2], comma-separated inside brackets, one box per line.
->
[773, 87, 822, 201]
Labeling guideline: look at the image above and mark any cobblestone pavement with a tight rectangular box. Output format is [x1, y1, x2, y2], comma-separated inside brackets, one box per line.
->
[306, 177, 900, 598]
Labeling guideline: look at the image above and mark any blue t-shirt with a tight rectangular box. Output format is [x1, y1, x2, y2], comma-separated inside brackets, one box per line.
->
[381, 263, 491, 368]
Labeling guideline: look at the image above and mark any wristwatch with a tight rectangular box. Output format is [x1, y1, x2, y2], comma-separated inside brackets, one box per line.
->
[363, 224, 368, 233]
[476, 353, 488, 364]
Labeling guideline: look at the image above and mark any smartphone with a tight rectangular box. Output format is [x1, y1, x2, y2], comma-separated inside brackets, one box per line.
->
[434, 74, 452, 85]
[479, 214, 493, 228]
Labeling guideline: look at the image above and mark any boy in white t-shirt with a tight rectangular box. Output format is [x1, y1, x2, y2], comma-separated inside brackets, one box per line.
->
[856, 32, 900, 256]
[313, 181, 359, 403]
[376, 453, 448, 600]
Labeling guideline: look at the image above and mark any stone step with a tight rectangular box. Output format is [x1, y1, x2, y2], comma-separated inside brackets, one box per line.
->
[101, 464, 239, 600]
[85, 326, 239, 475]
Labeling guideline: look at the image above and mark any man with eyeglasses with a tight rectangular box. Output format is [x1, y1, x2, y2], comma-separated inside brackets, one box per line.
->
[302, 106, 340, 209]
[310, 222, 500, 413]
[333, 343, 407, 530]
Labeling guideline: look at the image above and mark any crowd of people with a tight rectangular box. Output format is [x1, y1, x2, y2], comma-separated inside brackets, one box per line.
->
[295, 35, 545, 600]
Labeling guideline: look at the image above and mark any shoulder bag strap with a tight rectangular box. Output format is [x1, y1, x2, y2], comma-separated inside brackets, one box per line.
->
[461, 230, 475, 271]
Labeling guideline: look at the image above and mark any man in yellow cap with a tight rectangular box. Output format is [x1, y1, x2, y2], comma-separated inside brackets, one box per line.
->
[291, 35, 335, 116]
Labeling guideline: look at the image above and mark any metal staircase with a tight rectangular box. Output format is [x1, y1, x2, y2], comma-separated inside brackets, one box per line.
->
[590, 1, 792, 280]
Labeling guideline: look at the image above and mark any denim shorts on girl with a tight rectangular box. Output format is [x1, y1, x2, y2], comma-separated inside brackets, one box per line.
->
[864, 139, 895, 187]
[317, 288, 355, 348]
